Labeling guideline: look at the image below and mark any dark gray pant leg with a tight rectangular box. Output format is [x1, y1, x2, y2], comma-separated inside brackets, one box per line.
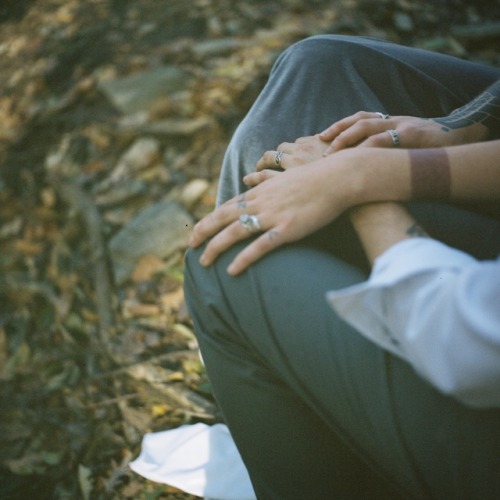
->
[184, 238, 500, 499]
[186, 35, 500, 499]
[216, 34, 500, 204]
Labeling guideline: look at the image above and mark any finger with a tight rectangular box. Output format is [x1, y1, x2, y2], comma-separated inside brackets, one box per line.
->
[256, 150, 287, 171]
[243, 169, 280, 187]
[199, 217, 261, 268]
[227, 228, 283, 275]
[294, 135, 317, 144]
[276, 141, 295, 152]
[319, 111, 373, 141]
[328, 119, 397, 153]
[256, 150, 275, 171]
[189, 198, 244, 247]
[361, 130, 400, 148]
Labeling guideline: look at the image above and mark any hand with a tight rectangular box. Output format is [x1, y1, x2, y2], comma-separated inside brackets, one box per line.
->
[255, 134, 330, 171]
[319, 111, 489, 154]
[189, 154, 356, 275]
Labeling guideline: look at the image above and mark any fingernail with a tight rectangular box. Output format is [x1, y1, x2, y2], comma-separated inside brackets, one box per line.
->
[323, 147, 332, 156]
[199, 254, 208, 266]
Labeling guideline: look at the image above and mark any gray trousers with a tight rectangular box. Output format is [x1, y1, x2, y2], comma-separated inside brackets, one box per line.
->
[184, 36, 500, 499]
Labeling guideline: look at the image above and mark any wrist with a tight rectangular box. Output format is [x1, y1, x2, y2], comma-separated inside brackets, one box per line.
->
[350, 202, 425, 264]
[350, 201, 405, 226]
[342, 148, 411, 207]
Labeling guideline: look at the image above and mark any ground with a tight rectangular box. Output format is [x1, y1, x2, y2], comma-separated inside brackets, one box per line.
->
[0, 1, 499, 499]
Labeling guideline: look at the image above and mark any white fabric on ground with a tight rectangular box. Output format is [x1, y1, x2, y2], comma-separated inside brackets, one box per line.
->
[130, 423, 256, 500]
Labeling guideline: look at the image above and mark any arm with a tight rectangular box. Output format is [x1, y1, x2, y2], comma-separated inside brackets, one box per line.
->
[348, 202, 428, 265]
[190, 140, 500, 275]
[346, 140, 500, 204]
[434, 79, 500, 139]
[327, 229, 500, 408]
[334, 140, 500, 407]
[320, 79, 500, 153]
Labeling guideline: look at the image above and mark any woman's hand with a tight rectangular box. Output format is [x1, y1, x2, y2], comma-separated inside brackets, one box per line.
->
[319, 111, 489, 154]
[255, 134, 330, 172]
[189, 154, 358, 275]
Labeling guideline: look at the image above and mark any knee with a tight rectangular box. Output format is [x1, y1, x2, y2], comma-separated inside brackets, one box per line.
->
[276, 34, 374, 71]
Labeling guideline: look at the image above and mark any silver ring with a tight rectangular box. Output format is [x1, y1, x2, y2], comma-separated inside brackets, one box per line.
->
[375, 112, 390, 119]
[274, 150, 284, 168]
[239, 214, 261, 232]
[387, 129, 400, 147]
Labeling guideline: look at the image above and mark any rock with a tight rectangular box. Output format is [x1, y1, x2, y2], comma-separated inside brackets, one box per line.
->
[119, 137, 161, 170]
[109, 137, 161, 183]
[45, 132, 96, 179]
[191, 38, 249, 58]
[109, 200, 193, 285]
[393, 12, 414, 32]
[139, 117, 213, 137]
[94, 179, 148, 207]
[98, 65, 188, 115]
[179, 178, 210, 209]
[93, 137, 162, 197]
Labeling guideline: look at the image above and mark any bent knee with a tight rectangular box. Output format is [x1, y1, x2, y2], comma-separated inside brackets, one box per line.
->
[277, 34, 381, 69]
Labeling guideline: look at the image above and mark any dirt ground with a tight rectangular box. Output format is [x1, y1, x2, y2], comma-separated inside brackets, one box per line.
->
[0, 1, 499, 498]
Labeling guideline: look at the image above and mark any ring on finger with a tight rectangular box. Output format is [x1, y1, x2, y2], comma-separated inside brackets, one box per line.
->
[387, 129, 400, 147]
[274, 150, 284, 168]
[239, 214, 261, 233]
[375, 112, 390, 119]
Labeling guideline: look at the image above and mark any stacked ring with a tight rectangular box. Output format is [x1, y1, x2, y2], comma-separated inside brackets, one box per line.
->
[275, 150, 284, 168]
[239, 214, 261, 232]
[387, 129, 400, 147]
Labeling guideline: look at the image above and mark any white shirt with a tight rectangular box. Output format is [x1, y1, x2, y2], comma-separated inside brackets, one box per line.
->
[327, 238, 500, 408]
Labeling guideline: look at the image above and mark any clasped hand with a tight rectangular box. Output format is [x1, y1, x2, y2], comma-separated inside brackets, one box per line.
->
[188, 110, 483, 275]
[189, 152, 353, 276]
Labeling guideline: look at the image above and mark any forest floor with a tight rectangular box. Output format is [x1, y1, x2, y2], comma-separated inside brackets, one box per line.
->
[0, 0, 499, 498]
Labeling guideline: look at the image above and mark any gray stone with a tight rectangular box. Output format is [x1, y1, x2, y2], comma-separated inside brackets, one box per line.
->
[109, 137, 161, 184]
[191, 38, 248, 58]
[109, 200, 193, 284]
[98, 66, 187, 115]
[393, 12, 414, 32]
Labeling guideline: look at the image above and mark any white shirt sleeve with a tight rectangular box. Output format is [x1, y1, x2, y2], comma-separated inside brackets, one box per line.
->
[327, 238, 500, 408]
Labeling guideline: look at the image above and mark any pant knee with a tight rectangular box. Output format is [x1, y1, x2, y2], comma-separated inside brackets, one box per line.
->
[276, 34, 379, 72]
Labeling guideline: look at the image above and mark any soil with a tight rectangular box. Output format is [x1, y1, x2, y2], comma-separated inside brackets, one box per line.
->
[0, 1, 499, 499]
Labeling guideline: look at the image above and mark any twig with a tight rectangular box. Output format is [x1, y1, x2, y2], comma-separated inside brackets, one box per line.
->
[91, 349, 198, 380]
[50, 176, 115, 362]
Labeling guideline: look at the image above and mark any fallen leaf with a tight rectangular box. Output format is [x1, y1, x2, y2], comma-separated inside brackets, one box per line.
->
[78, 464, 94, 500]
[131, 254, 165, 282]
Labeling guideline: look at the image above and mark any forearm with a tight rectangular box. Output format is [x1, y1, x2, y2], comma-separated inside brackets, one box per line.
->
[349, 203, 426, 265]
[434, 79, 500, 139]
[339, 139, 500, 207]
[339, 139, 500, 263]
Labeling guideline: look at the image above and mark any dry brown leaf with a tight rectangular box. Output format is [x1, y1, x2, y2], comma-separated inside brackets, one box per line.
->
[124, 303, 162, 318]
[131, 254, 165, 282]
[13, 239, 44, 256]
